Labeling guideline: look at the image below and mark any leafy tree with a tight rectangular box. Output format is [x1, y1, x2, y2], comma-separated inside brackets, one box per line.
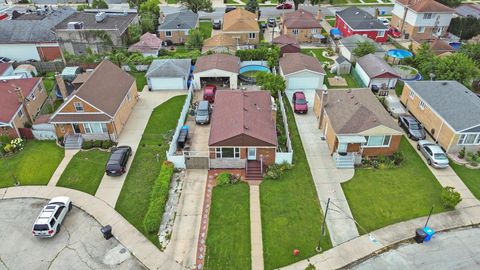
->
[433, 53, 480, 85]
[256, 73, 286, 97]
[459, 43, 480, 65]
[440, 186, 462, 209]
[108, 50, 130, 67]
[448, 16, 480, 40]
[414, 43, 437, 77]
[91, 0, 108, 9]
[245, 0, 259, 13]
[352, 41, 376, 58]
[178, 0, 212, 14]
[185, 29, 204, 49]
[436, 0, 462, 7]
[139, 0, 160, 17]
[77, 4, 89, 11]
[292, 0, 304, 10]
[126, 23, 142, 45]
[139, 12, 156, 33]
[309, 0, 327, 8]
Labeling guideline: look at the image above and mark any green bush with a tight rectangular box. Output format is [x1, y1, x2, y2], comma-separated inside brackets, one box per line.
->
[101, 140, 112, 149]
[441, 186, 462, 209]
[216, 172, 231, 186]
[82, 141, 93, 150]
[458, 147, 465, 159]
[265, 162, 292, 180]
[392, 152, 405, 166]
[93, 140, 102, 148]
[143, 161, 174, 233]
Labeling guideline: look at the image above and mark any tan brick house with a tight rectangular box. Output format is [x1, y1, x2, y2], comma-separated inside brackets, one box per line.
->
[158, 10, 199, 45]
[222, 8, 260, 47]
[313, 89, 403, 168]
[49, 60, 138, 144]
[208, 91, 277, 180]
[400, 81, 480, 154]
[282, 9, 323, 43]
[0, 78, 47, 138]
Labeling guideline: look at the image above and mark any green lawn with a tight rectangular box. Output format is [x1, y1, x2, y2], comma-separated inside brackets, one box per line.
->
[327, 19, 336, 27]
[115, 95, 186, 247]
[42, 77, 55, 94]
[205, 183, 251, 270]
[342, 138, 448, 233]
[260, 96, 332, 270]
[395, 81, 405, 97]
[166, 0, 178, 3]
[199, 20, 213, 39]
[301, 48, 334, 64]
[0, 141, 64, 188]
[451, 162, 480, 200]
[129, 72, 147, 91]
[56, 150, 109, 195]
[363, 0, 380, 3]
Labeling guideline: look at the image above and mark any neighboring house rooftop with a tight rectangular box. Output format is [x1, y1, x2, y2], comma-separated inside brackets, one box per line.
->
[283, 9, 321, 29]
[146, 59, 191, 78]
[321, 88, 402, 134]
[429, 39, 455, 55]
[339, 34, 386, 54]
[272, 34, 299, 45]
[335, 55, 349, 64]
[55, 11, 137, 33]
[50, 60, 135, 123]
[203, 33, 237, 50]
[158, 10, 198, 30]
[128, 33, 162, 55]
[0, 7, 75, 43]
[336, 6, 387, 30]
[405, 80, 480, 132]
[279, 53, 325, 75]
[194, 54, 240, 74]
[356, 54, 400, 78]
[455, 4, 480, 18]
[209, 91, 277, 146]
[0, 63, 12, 75]
[0, 78, 41, 124]
[396, 0, 454, 13]
[223, 8, 259, 32]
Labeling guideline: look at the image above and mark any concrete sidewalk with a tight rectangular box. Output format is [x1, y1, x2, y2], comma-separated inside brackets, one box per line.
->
[0, 186, 182, 270]
[250, 184, 264, 270]
[47, 149, 79, 186]
[95, 90, 184, 207]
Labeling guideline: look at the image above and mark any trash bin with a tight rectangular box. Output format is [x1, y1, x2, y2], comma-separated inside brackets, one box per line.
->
[101, 225, 113, 240]
[423, 226, 435, 242]
[414, 228, 427, 243]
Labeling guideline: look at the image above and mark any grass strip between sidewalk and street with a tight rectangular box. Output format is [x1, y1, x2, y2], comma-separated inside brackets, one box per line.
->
[451, 162, 480, 200]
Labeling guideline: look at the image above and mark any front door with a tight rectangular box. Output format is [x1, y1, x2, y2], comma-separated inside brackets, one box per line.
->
[247, 148, 257, 160]
[338, 143, 348, 153]
[72, 123, 81, 134]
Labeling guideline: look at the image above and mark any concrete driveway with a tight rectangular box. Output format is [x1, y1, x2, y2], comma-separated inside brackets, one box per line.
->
[0, 198, 144, 270]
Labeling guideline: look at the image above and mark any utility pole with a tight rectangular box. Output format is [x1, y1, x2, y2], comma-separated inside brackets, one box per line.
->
[424, 205, 434, 228]
[316, 197, 330, 252]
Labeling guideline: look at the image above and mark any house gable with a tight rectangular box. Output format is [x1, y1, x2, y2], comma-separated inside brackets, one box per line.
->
[209, 133, 277, 147]
[358, 125, 403, 136]
[286, 69, 326, 77]
[57, 96, 103, 114]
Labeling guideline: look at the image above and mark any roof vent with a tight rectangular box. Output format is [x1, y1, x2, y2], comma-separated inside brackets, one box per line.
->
[243, 107, 248, 111]
[244, 125, 249, 130]
[68, 21, 84, 29]
[355, 11, 359, 15]
[95, 12, 106, 23]
[441, 82, 448, 86]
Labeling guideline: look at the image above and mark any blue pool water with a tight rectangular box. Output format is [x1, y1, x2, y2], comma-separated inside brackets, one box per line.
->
[449, 42, 461, 51]
[239, 65, 270, 74]
[387, 49, 413, 59]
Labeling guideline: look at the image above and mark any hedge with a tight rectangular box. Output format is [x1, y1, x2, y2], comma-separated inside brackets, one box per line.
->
[143, 161, 174, 233]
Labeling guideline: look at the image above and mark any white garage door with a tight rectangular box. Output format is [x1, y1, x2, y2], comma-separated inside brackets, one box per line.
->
[150, 77, 184, 90]
[287, 77, 320, 91]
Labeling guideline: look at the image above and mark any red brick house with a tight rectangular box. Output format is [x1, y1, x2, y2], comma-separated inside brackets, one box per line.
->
[335, 6, 388, 43]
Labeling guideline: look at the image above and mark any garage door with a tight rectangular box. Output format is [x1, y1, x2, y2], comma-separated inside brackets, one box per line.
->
[287, 77, 320, 91]
[150, 77, 184, 90]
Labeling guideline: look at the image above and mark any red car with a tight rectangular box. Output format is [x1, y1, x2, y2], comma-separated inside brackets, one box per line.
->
[203, 85, 217, 103]
[387, 27, 401, 38]
[276, 2, 292, 9]
[292, 91, 308, 114]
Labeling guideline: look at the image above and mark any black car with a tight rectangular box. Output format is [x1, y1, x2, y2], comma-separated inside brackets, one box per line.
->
[105, 146, 132, 176]
[213, 19, 222, 30]
[398, 114, 426, 140]
[267, 17, 276, 27]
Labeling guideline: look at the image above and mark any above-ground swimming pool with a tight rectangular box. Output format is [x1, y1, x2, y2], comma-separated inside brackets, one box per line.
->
[239, 64, 270, 74]
[386, 49, 413, 59]
[239, 61, 271, 83]
[449, 42, 461, 51]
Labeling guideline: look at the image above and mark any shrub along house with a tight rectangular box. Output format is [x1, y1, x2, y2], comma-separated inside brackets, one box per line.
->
[208, 90, 277, 180]
[49, 60, 138, 149]
[313, 89, 403, 168]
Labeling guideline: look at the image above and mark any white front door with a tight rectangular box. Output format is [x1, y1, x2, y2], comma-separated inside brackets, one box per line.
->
[247, 148, 256, 160]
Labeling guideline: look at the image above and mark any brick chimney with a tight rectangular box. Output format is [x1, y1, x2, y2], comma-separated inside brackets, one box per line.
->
[318, 90, 328, 128]
[55, 73, 68, 100]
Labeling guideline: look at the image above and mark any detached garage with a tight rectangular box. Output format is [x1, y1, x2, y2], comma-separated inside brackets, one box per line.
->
[146, 59, 191, 90]
[193, 54, 240, 90]
[279, 53, 326, 104]
[354, 54, 400, 89]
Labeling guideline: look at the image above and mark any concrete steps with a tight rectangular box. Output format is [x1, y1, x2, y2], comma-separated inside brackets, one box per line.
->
[64, 135, 83, 150]
[246, 161, 263, 181]
[335, 155, 354, 169]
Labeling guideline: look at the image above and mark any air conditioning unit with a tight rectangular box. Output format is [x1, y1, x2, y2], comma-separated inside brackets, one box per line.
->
[67, 21, 84, 30]
[95, 12, 106, 23]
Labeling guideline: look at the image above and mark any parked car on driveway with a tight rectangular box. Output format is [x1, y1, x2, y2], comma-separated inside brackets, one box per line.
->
[276, 2, 292, 9]
[195, 100, 211, 125]
[32, 196, 72, 238]
[417, 140, 449, 168]
[385, 95, 407, 118]
[203, 85, 217, 103]
[293, 91, 308, 114]
[398, 114, 426, 140]
[267, 17, 276, 27]
[378, 17, 390, 26]
[387, 27, 401, 38]
[105, 146, 132, 176]
[213, 19, 222, 30]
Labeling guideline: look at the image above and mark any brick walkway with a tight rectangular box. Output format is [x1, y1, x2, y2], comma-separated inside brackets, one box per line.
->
[195, 172, 216, 269]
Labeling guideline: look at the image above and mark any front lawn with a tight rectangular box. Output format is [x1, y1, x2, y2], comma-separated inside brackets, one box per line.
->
[129, 72, 147, 91]
[115, 95, 186, 247]
[205, 183, 251, 270]
[451, 162, 480, 200]
[0, 141, 64, 188]
[56, 150, 109, 195]
[260, 96, 332, 269]
[342, 138, 448, 233]
[199, 20, 213, 39]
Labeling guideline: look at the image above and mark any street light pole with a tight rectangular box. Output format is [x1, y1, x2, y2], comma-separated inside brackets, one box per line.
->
[316, 197, 330, 252]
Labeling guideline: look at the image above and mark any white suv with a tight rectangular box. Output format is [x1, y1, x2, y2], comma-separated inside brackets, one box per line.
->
[32, 197, 72, 238]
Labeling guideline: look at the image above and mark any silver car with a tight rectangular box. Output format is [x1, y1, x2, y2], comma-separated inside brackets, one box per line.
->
[417, 140, 449, 168]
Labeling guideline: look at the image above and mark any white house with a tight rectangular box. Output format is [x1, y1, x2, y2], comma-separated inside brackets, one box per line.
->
[354, 54, 400, 89]
[146, 59, 191, 90]
[279, 53, 326, 104]
[391, 0, 454, 41]
[193, 54, 240, 90]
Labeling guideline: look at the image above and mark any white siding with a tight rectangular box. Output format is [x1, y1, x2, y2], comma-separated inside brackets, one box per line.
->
[371, 78, 398, 89]
[392, 2, 453, 27]
[193, 68, 238, 90]
[148, 77, 187, 90]
[354, 64, 371, 87]
[0, 44, 40, 61]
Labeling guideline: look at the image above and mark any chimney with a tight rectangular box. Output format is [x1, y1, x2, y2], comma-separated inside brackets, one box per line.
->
[55, 73, 68, 100]
[318, 90, 328, 128]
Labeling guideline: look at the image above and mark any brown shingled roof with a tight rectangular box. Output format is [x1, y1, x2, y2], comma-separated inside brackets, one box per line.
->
[223, 8, 259, 32]
[194, 54, 240, 74]
[209, 91, 277, 147]
[283, 9, 321, 29]
[429, 39, 455, 55]
[396, 0, 454, 13]
[279, 53, 325, 75]
[272, 35, 299, 45]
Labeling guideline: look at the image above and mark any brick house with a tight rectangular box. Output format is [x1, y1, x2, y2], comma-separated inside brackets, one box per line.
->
[49, 60, 138, 146]
[313, 89, 403, 168]
[281, 9, 323, 43]
[400, 81, 480, 154]
[208, 91, 277, 179]
[0, 78, 48, 138]
[335, 6, 388, 43]
[158, 10, 198, 45]
[222, 8, 260, 48]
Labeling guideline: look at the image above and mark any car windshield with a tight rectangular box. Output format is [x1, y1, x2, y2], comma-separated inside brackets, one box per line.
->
[434, 153, 447, 160]
[33, 224, 49, 231]
[197, 110, 209, 116]
[296, 98, 307, 105]
[409, 122, 421, 130]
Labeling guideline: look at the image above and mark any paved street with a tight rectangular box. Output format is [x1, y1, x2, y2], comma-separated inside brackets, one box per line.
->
[0, 198, 144, 270]
[353, 227, 480, 270]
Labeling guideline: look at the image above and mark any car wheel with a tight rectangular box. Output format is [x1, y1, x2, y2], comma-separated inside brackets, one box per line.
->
[417, 144, 420, 150]
[427, 159, 432, 166]
[68, 202, 72, 212]
[57, 224, 61, 233]
[398, 121, 402, 127]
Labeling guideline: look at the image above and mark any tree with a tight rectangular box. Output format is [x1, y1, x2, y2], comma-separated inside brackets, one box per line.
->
[108, 50, 130, 67]
[352, 41, 376, 58]
[292, 0, 304, 10]
[138, 0, 160, 33]
[126, 23, 142, 45]
[433, 53, 480, 85]
[459, 43, 480, 65]
[441, 186, 462, 209]
[436, 0, 462, 7]
[414, 43, 437, 77]
[139, 12, 156, 33]
[245, 0, 259, 13]
[91, 0, 108, 9]
[256, 73, 286, 97]
[185, 29, 204, 50]
[178, 0, 212, 13]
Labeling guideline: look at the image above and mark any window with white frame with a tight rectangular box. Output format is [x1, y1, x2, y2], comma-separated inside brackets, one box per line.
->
[363, 135, 391, 147]
[419, 100, 426, 110]
[165, 31, 172, 37]
[249, 33, 256, 39]
[423, 13, 432, 19]
[378, 30, 385, 37]
[458, 134, 480, 145]
[17, 108, 24, 118]
[311, 29, 317, 34]
[418, 26, 425, 33]
[292, 29, 299, 35]
[409, 90, 415, 100]
[30, 92, 36, 101]
[74, 102, 84, 112]
[215, 147, 240, 158]
[127, 92, 132, 101]
[83, 123, 108, 134]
